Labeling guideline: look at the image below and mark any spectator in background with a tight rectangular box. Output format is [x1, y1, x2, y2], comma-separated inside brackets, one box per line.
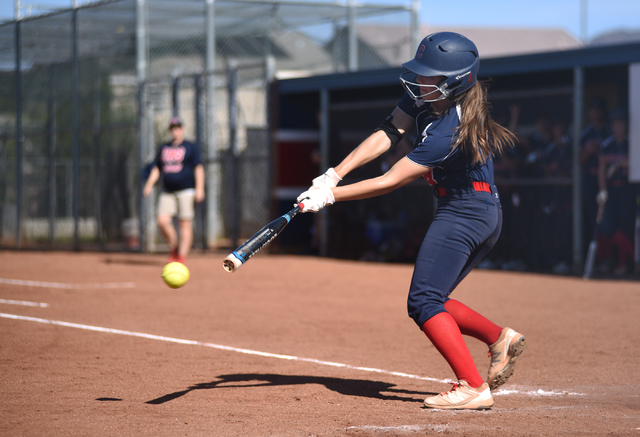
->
[520, 113, 553, 271]
[597, 108, 635, 275]
[540, 119, 573, 273]
[143, 117, 205, 265]
[525, 113, 553, 177]
[580, 97, 611, 254]
[542, 120, 572, 178]
[491, 104, 528, 271]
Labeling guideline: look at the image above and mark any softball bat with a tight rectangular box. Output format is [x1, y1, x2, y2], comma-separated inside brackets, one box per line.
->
[223, 204, 303, 273]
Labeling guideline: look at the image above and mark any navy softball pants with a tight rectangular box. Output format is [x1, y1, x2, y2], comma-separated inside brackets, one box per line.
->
[407, 186, 502, 328]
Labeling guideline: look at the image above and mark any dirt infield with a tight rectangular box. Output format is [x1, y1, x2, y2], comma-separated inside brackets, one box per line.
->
[1, 250, 639, 436]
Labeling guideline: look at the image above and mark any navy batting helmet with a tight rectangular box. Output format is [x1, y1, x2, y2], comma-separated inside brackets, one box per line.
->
[400, 32, 479, 102]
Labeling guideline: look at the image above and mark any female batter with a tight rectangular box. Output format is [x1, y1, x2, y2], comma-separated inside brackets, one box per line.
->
[297, 32, 526, 410]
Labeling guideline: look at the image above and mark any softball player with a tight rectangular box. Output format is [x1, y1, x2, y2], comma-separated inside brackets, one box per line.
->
[297, 32, 526, 410]
[597, 108, 635, 275]
[143, 117, 205, 265]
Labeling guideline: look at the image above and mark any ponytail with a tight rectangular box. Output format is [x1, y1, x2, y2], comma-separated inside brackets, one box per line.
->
[451, 80, 516, 164]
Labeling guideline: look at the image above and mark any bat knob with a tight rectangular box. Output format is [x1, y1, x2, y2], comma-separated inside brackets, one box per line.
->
[222, 253, 243, 273]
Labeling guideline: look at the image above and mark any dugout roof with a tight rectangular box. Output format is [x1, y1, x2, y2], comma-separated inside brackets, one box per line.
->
[277, 41, 640, 93]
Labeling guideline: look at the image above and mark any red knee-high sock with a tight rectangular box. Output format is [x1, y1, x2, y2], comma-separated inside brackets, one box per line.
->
[597, 234, 613, 262]
[612, 230, 634, 268]
[421, 312, 485, 388]
[444, 299, 503, 346]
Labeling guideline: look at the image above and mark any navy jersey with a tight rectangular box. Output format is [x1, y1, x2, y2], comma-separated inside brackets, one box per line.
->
[599, 135, 628, 187]
[396, 92, 494, 189]
[579, 124, 610, 177]
[153, 140, 202, 192]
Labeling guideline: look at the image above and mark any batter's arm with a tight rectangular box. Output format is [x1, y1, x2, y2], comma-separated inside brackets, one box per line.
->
[597, 154, 607, 193]
[194, 164, 205, 203]
[333, 156, 430, 202]
[333, 108, 413, 179]
[143, 166, 161, 197]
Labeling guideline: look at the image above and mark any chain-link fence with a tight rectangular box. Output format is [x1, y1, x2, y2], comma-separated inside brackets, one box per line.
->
[0, 0, 416, 251]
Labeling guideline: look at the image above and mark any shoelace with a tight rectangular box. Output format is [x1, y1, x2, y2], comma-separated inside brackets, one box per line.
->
[440, 382, 462, 397]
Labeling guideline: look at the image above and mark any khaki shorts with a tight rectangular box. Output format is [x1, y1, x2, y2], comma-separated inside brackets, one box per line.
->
[158, 189, 196, 220]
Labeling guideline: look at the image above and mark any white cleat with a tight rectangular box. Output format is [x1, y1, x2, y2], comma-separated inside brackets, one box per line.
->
[487, 327, 526, 390]
[423, 380, 494, 410]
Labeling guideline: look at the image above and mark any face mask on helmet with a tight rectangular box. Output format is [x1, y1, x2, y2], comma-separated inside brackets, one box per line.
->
[399, 73, 450, 102]
[400, 32, 479, 102]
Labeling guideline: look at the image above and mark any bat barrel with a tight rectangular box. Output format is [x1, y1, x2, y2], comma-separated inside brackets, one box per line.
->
[222, 204, 303, 273]
[223, 253, 243, 273]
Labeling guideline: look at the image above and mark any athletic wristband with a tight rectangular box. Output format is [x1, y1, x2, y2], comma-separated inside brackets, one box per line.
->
[325, 168, 342, 185]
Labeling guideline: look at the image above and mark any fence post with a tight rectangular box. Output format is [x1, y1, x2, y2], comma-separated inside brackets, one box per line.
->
[48, 65, 57, 244]
[194, 74, 206, 250]
[265, 55, 275, 227]
[15, 18, 22, 246]
[93, 61, 102, 246]
[228, 61, 239, 249]
[0, 128, 7, 242]
[136, 0, 148, 252]
[347, 0, 357, 72]
[205, 0, 221, 249]
[319, 87, 329, 256]
[572, 66, 584, 274]
[411, 0, 420, 52]
[72, 5, 80, 250]
[172, 76, 180, 117]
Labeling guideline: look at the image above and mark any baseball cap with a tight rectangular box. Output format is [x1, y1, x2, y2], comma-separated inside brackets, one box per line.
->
[588, 97, 607, 110]
[169, 117, 183, 129]
[609, 107, 627, 121]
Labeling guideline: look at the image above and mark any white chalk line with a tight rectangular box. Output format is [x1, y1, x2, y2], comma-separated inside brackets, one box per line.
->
[0, 312, 446, 383]
[0, 312, 584, 397]
[0, 299, 49, 308]
[347, 424, 450, 432]
[0, 277, 135, 289]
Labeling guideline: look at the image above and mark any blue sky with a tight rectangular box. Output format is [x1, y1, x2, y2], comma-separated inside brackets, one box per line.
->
[1, 0, 639, 42]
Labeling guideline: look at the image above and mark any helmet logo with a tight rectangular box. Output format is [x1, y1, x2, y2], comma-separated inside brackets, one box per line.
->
[455, 71, 471, 80]
[416, 44, 425, 59]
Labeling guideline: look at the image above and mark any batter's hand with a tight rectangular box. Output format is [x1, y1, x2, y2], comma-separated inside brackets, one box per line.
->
[297, 187, 335, 213]
[195, 189, 205, 203]
[596, 190, 608, 206]
[143, 184, 153, 198]
[310, 168, 342, 190]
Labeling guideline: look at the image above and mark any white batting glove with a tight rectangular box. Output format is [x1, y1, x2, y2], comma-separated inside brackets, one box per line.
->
[297, 187, 335, 213]
[596, 190, 608, 206]
[310, 168, 342, 189]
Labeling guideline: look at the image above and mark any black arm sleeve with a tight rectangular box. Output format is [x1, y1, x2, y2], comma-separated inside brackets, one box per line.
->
[373, 115, 404, 149]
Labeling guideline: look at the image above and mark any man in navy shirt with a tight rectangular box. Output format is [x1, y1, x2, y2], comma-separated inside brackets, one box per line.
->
[143, 117, 205, 265]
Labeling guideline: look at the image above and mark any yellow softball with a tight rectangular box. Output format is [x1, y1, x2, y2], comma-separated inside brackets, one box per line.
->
[161, 262, 190, 289]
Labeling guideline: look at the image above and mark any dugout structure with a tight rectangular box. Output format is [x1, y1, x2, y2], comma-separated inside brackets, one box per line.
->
[274, 42, 640, 275]
[0, 0, 417, 252]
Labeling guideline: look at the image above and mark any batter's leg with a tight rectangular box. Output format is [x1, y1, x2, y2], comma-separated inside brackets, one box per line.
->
[157, 214, 178, 253]
[178, 219, 193, 260]
[444, 299, 502, 345]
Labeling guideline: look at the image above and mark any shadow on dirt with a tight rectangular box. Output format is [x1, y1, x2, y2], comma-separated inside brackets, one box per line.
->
[145, 373, 435, 405]
[102, 257, 165, 267]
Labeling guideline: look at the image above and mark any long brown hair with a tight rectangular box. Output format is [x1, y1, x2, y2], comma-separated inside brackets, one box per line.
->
[451, 80, 516, 164]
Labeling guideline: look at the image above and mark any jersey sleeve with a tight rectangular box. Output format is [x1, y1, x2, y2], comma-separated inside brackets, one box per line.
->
[190, 142, 203, 166]
[396, 91, 428, 120]
[406, 113, 459, 168]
